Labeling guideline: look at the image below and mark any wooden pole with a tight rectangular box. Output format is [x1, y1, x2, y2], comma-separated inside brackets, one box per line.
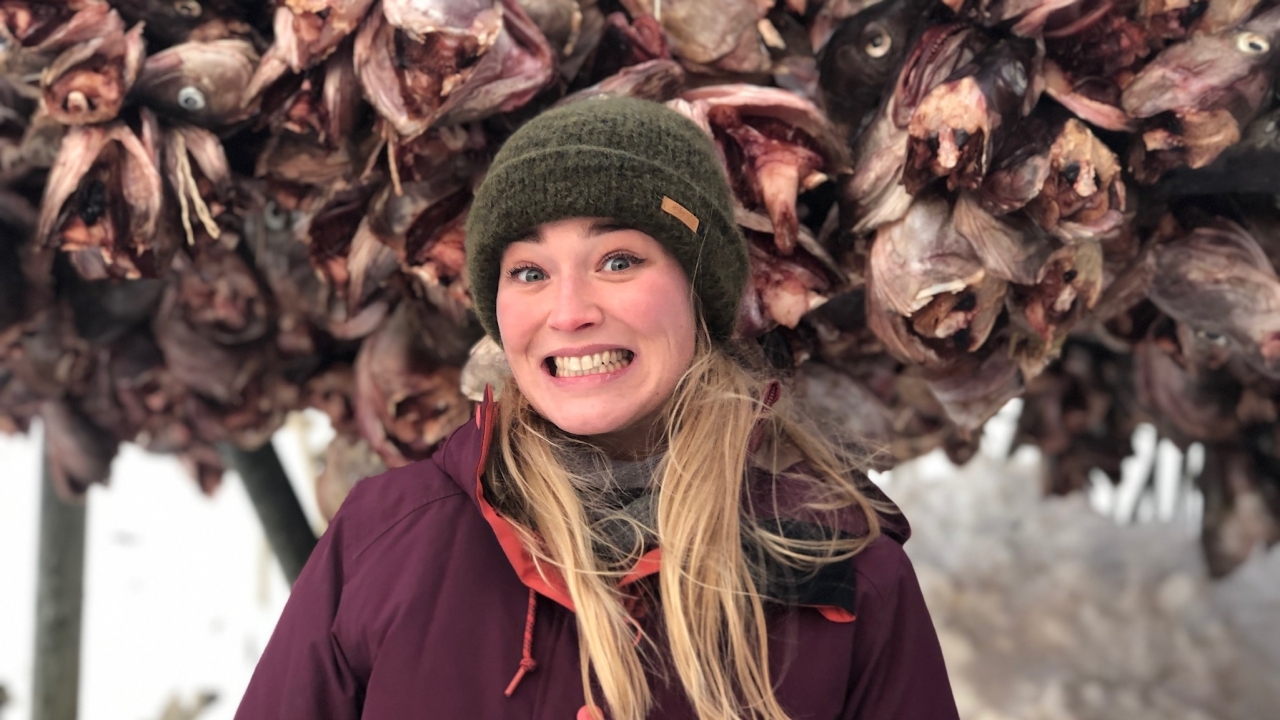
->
[31, 439, 86, 720]
[218, 442, 317, 585]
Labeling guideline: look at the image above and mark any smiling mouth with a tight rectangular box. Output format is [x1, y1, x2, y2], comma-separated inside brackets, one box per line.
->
[545, 349, 635, 378]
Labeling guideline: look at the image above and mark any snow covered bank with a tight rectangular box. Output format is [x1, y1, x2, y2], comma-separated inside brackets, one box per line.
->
[885, 447, 1280, 720]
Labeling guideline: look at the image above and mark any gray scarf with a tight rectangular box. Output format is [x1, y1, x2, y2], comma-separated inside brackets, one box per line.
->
[559, 450, 662, 565]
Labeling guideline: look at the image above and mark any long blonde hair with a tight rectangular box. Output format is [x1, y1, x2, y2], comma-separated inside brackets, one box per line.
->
[487, 328, 890, 720]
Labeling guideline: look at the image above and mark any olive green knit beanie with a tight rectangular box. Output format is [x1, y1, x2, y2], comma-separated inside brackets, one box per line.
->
[465, 97, 748, 345]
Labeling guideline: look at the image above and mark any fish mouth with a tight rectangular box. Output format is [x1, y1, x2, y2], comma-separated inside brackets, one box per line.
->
[904, 77, 990, 193]
[544, 349, 636, 378]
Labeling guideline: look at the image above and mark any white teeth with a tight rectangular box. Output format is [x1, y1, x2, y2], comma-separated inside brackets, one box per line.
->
[551, 350, 633, 377]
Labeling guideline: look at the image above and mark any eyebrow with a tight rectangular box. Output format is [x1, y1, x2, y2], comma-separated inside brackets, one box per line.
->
[511, 219, 633, 244]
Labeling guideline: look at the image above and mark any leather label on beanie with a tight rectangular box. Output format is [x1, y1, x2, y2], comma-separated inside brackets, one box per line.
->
[661, 196, 700, 233]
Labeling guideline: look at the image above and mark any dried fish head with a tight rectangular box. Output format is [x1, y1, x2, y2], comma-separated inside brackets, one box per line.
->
[1123, 6, 1280, 179]
[1149, 220, 1280, 378]
[134, 38, 259, 128]
[356, 0, 553, 139]
[354, 300, 476, 467]
[255, 41, 362, 146]
[676, 84, 846, 254]
[904, 37, 1040, 194]
[817, 0, 925, 142]
[0, 1, 112, 76]
[37, 117, 169, 280]
[843, 22, 984, 233]
[1026, 119, 1125, 241]
[39, 12, 144, 125]
[866, 197, 1005, 368]
[738, 223, 838, 336]
[926, 340, 1023, 433]
[1006, 239, 1103, 378]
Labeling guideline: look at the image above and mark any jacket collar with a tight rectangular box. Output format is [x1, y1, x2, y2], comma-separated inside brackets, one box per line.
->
[458, 384, 867, 622]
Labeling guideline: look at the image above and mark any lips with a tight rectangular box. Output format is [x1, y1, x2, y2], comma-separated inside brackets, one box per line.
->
[544, 348, 635, 377]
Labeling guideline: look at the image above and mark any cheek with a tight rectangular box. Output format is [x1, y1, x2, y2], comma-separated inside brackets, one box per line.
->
[495, 290, 533, 347]
[622, 271, 696, 361]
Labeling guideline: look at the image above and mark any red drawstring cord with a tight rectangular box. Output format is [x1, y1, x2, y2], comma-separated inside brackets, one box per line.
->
[504, 588, 540, 697]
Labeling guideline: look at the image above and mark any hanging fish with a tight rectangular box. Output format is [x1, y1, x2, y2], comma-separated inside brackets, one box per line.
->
[134, 38, 259, 128]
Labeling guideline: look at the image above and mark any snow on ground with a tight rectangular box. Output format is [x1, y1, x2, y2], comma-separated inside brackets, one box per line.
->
[1, 407, 1278, 720]
[880, 405, 1280, 720]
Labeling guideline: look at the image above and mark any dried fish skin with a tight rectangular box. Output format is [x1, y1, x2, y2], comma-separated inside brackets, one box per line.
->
[301, 182, 399, 339]
[926, 340, 1023, 433]
[253, 41, 362, 147]
[356, 0, 553, 139]
[134, 38, 259, 129]
[254, 0, 374, 75]
[37, 117, 168, 281]
[620, 0, 770, 73]
[556, 58, 685, 105]
[39, 12, 144, 125]
[1148, 220, 1280, 378]
[110, 0, 256, 46]
[675, 84, 847, 254]
[903, 37, 1040, 195]
[354, 300, 475, 467]
[953, 192, 1054, 285]
[363, 177, 473, 322]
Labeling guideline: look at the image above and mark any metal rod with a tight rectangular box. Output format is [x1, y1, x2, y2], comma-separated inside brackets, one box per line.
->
[31, 438, 86, 720]
[218, 442, 317, 585]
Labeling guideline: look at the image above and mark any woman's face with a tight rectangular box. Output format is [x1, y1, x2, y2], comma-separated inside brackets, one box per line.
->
[496, 217, 697, 454]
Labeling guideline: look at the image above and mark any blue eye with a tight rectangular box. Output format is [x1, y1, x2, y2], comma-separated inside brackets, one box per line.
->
[604, 254, 640, 272]
[509, 266, 546, 282]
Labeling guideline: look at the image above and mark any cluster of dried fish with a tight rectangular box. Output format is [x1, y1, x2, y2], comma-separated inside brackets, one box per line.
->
[0, 0, 1277, 574]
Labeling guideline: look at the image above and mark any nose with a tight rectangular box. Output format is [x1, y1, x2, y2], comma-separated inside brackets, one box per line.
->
[547, 271, 603, 333]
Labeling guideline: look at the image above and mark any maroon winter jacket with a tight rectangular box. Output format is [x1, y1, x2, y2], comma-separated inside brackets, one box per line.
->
[234, 395, 960, 719]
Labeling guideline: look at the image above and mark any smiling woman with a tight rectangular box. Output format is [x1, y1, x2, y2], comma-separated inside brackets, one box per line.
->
[235, 98, 960, 720]
[496, 218, 696, 453]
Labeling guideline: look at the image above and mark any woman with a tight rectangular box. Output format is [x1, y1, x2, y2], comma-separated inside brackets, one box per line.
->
[235, 98, 959, 720]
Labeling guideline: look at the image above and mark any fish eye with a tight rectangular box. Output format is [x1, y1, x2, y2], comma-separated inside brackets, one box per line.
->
[1196, 329, 1230, 346]
[862, 23, 892, 59]
[177, 86, 207, 111]
[173, 0, 202, 18]
[264, 201, 290, 231]
[1235, 31, 1269, 54]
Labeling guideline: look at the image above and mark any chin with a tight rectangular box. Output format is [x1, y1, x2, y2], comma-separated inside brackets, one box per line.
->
[541, 409, 632, 438]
